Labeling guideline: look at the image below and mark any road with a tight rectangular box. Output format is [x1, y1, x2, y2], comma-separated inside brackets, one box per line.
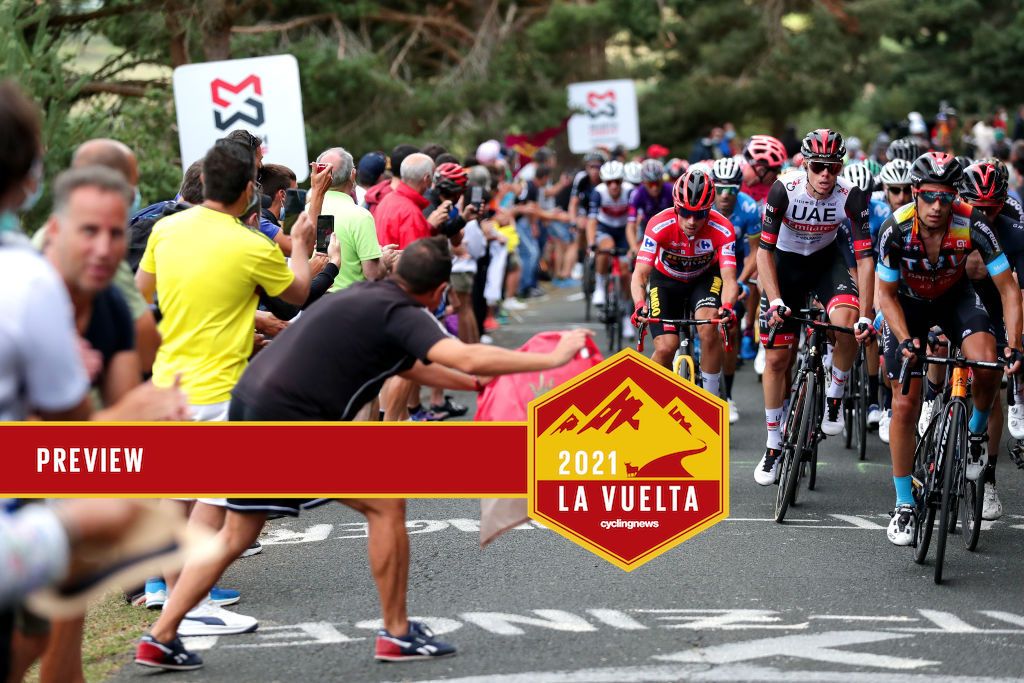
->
[114, 285, 1024, 682]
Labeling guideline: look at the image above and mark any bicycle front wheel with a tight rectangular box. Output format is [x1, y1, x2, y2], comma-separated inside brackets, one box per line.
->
[583, 258, 595, 322]
[935, 400, 967, 584]
[776, 375, 810, 522]
[856, 358, 868, 461]
[912, 415, 939, 565]
[961, 462, 985, 552]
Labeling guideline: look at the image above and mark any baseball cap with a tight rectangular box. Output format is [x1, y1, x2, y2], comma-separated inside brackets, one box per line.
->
[357, 152, 388, 185]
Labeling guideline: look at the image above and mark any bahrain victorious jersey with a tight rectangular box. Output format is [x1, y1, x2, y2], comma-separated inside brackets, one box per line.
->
[759, 170, 872, 259]
[876, 200, 1009, 301]
[638, 207, 737, 283]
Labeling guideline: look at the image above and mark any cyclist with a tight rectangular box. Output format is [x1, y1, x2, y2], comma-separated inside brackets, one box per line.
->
[754, 129, 875, 486]
[624, 160, 644, 187]
[568, 151, 605, 279]
[886, 137, 923, 164]
[626, 159, 673, 250]
[872, 159, 915, 442]
[588, 161, 634, 334]
[961, 161, 1024, 519]
[631, 168, 739, 399]
[741, 134, 788, 205]
[666, 158, 688, 181]
[876, 152, 1023, 546]
[711, 156, 760, 421]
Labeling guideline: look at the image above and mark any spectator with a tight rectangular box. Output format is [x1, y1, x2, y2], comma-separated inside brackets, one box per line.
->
[125, 160, 202, 273]
[71, 138, 141, 215]
[374, 153, 451, 249]
[365, 144, 419, 215]
[135, 236, 593, 671]
[355, 151, 388, 207]
[259, 163, 297, 227]
[315, 146, 389, 291]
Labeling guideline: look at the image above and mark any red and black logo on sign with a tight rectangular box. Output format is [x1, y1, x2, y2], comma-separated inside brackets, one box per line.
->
[210, 75, 265, 130]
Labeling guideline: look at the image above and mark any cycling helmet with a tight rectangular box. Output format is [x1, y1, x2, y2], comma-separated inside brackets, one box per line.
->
[711, 156, 743, 186]
[954, 155, 975, 172]
[886, 137, 923, 163]
[666, 157, 688, 180]
[672, 168, 715, 213]
[909, 151, 962, 188]
[624, 161, 643, 185]
[841, 162, 873, 192]
[791, 153, 804, 168]
[878, 159, 912, 186]
[583, 151, 605, 165]
[640, 159, 665, 182]
[433, 162, 468, 195]
[800, 128, 846, 162]
[979, 157, 1011, 184]
[864, 158, 882, 177]
[960, 162, 1008, 206]
[599, 160, 625, 182]
[743, 135, 787, 168]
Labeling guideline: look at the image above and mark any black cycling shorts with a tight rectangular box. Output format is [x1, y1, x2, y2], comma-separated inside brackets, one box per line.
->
[648, 269, 722, 338]
[881, 281, 993, 379]
[972, 277, 1008, 349]
[759, 244, 859, 348]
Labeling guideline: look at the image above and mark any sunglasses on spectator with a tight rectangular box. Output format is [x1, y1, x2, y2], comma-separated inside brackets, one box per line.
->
[887, 186, 911, 197]
[808, 161, 842, 175]
[678, 208, 710, 219]
[716, 185, 739, 196]
[916, 190, 956, 205]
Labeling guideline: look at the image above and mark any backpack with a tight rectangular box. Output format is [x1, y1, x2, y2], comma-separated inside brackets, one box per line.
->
[126, 200, 192, 272]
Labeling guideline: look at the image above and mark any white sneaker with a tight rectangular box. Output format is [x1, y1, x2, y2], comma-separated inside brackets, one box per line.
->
[966, 435, 988, 482]
[622, 315, 636, 340]
[917, 398, 936, 437]
[503, 298, 527, 311]
[879, 409, 892, 443]
[1009, 403, 1024, 440]
[591, 287, 606, 307]
[571, 263, 584, 280]
[754, 448, 782, 486]
[177, 601, 258, 636]
[821, 397, 844, 436]
[867, 404, 882, 428]
[887, 504, 916, 546]
[982, 485, 1003, 520]
[728, 398, 740, 424]
[754, 344, 766, 376]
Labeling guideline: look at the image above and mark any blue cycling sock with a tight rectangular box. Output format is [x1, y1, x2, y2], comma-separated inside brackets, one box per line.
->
[894, 475, 914, 507]
[969, 407, 991, 435]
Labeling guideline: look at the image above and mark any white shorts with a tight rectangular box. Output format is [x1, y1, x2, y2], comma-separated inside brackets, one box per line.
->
[173, 400, 231, 506]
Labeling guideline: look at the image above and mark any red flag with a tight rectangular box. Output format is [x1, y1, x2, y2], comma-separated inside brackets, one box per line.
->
[477, 331, 602, 546]
[504, 118, 570, 168]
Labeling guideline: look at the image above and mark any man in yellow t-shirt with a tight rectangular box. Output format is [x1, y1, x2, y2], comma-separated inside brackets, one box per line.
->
[136, 139, 314, 415]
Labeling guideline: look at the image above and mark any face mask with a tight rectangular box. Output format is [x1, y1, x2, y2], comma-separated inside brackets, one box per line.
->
[130, 187, 142, 215]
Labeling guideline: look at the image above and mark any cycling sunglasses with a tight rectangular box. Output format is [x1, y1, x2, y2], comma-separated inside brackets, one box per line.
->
[716, 185, 739, 196]
[887, 186, 912, 197]
[606, 179, 623, 186]
[807, 161, 842, 175]
[916, 190, 956, 205]
[678, 208, 710, 219]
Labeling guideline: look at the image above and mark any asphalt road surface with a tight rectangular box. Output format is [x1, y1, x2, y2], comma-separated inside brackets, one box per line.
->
[114, 285, 1024, 683]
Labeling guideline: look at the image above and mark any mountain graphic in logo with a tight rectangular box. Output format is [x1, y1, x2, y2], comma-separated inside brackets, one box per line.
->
[541, 379, 705, 477]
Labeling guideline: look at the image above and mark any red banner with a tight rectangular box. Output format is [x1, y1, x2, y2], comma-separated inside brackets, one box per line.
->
[1, 423, 527, 497]
[504, 117, 569, 167]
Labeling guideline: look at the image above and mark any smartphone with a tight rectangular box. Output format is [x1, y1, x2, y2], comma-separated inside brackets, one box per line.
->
[281, 188, 307, 234]
[470, 185, 484, 212]
[316, 214, 334, 254]
[315, 162, 331, 174]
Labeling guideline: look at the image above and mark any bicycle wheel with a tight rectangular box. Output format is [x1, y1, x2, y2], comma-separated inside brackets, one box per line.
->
[605, 277, 620, 352]
[583, 257, 595, 322]
[935, 401, 966, 584]
[807, 371, 823, 492]
[856, 359, 869, 461]
[913, 412, 939, 565]
[844, 368, 855, 449]
[775, 376, 807, 523]
[961, 462, 984, 552]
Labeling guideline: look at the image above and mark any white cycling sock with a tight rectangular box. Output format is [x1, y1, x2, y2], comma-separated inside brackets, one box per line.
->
[826, 366, 850, 400]
[765, 406, 784, 450]
[701, 371, 722, 398]
[594, 273, 607, 292]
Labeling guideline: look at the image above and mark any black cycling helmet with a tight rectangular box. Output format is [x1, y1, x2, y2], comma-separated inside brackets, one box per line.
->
[800, 128, 846, 162]
[960, 162, 1008, 206]
[909, 151, 963, 189]
[886, 137, 923, 163]
[583, 151, 605, 165]
[954, 155, 975, 172]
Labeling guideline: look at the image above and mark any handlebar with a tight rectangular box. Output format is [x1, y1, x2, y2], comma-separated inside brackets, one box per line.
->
[636, 317, 732, 353]
[897, 353, 1019, 406]
[765, 307, 857, 349]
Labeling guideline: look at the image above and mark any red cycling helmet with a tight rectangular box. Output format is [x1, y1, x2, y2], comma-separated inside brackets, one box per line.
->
[433, 162, 468, 195]
[800, 128, 846, 162]
[673, 168, 715, 213]
[743, 135, 787, 168]
[910, 152, 962, 189]
[960, 162, 1008, 206]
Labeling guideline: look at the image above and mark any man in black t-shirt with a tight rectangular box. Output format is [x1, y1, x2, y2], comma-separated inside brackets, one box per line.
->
[138, 236, 592, 671]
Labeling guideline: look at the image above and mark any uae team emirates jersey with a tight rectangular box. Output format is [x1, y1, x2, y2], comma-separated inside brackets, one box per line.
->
[637, 208, 737, 283]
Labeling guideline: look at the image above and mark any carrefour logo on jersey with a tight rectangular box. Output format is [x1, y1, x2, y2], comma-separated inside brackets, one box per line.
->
[696, 239, 714, 253]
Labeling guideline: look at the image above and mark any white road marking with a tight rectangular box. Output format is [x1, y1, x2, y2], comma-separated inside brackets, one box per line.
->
[634, 609, 808, 631]
[655, 630, 936, 669]
[586, 608, 648, 630]
[181, 636, 218, 651]
[829, 514, 887, 529]
[222, 622, 362, 649]
[354, 617, 463, 636]
[810, 615, 919, 622]
[982, 611, 1024, 628]
[459, 610, 598, 635]
[915, 609, 981, 632]
[260, 524, 333, 545]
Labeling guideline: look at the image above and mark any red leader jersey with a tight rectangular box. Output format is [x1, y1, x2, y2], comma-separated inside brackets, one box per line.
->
[637, 207, 737, 283]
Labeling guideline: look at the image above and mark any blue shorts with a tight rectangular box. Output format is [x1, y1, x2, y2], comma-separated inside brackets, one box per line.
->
[547, 220, 573, 243]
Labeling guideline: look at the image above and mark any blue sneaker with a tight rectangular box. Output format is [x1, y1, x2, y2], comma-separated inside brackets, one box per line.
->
[209, 586, 240, 607]
[409, 407, 445, 422]
[135, 634, 203, 671]
[144, 578, 166, 609]
[741, 336, 757, 360]
[375, 621, 456, 662]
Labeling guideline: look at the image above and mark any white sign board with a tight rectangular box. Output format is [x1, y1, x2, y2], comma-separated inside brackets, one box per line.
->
[567, 79, 640, 153]
[173, 54, 309, 181]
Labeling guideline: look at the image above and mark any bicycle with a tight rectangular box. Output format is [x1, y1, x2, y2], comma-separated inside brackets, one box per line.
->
[582, 251, 596, 322]
[766, 307, 857, 523]
[592, 246, 630, 353]
[843, 343, 870, 461]
[900, 348, 1016, 584]
[636, 313, 732, 388]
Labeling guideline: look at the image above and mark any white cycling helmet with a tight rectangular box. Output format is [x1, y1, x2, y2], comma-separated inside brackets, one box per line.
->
[599, 160, 625, 182]
[623, 161, 643, 185]
[842, 162, 874, 192]
[878, 158, 912, 187]
[711, 156, 743, 186]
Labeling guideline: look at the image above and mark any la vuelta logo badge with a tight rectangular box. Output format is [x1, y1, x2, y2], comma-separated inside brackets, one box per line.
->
[528, 349, 729, 571]
[210, 74, 265, 131]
